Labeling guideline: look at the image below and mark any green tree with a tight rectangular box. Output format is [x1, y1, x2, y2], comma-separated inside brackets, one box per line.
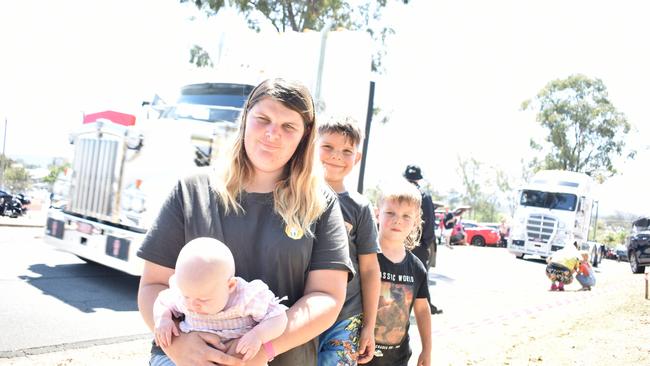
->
[0, 154, 9, 181]
[182, 0, 410, 72]
[42, 159, 71, 188]
[522, 74, 635, 181]
[494, 167, 517, 218]
[457, 156, 499, 222]
[189, 45, 214, 68]
[3, 164, 31, 192]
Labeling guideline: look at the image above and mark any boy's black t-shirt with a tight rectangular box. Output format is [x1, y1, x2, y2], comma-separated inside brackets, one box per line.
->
[336, 191, 380, 321]
[367, 251, 429, 366]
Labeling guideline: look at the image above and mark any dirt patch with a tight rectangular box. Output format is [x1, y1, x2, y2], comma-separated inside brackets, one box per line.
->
[428, 275, 650, 365]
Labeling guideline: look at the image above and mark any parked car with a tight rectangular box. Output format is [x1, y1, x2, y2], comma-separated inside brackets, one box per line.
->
[627, 217, 650, 273]
[481, 222, 509, 247]
[462, 221, 501, 246]
[604, 247, 618, 260]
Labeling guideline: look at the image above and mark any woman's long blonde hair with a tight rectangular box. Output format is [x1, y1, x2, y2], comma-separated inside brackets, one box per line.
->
[377, 180, 423, 250]
[215, 78, 326, 237]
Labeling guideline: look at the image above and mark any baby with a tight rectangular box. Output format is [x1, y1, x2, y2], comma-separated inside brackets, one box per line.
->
[153, 237, 288, 361]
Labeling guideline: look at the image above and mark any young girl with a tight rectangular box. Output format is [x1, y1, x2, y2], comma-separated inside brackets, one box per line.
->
[153, 237, 288, 361]
[576, 251, 596, 291]
[367, 181, 431, 366]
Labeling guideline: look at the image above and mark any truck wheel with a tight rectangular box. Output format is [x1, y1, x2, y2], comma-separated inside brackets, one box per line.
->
[592, 247, 599, 268]
[471, 236, 485, 246]
[515, 253, 525, 260]
[629, 252, 646, 274]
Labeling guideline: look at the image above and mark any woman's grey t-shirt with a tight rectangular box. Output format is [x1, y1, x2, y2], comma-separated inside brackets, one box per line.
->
[336, 191, 380, 321]
[137, 173, 353, 366]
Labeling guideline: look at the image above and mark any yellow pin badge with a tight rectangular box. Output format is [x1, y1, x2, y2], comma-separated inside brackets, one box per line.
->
[285, 225, 304, 240]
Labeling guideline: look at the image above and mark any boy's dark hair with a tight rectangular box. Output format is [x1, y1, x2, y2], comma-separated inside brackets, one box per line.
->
[317, 115, 364, 147]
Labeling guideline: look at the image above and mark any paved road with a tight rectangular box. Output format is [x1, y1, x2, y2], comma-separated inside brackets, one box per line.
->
[0, 227, 148, 355]
[1, 226, 644, 364]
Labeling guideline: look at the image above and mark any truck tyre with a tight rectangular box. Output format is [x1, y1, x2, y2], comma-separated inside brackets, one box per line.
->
[515, 253, 525, 260]
[629, 252, 646, 274]
[591, 247, 599, 268]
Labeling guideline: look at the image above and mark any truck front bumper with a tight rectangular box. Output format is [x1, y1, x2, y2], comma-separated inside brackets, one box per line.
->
[44, 209, 145, 276]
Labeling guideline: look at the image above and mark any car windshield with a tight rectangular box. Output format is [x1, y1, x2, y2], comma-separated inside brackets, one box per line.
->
[632, 217, 650, 233]
[519, 190, 577, 211]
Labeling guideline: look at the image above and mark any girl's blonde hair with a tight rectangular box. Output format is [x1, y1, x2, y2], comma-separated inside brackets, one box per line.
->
[214, 78, 325, 237]
[377, 180, 423, 250]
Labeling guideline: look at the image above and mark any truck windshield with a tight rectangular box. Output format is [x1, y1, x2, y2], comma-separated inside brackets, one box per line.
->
[160, 83, 254, 123]
[519, 190, 577, 211]
[162, 104, 241, 123]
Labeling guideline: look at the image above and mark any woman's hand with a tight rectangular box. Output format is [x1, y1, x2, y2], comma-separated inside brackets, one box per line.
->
[162, 331, 244, 366]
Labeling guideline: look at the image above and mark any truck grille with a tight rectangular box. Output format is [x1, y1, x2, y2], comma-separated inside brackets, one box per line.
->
[526, 214, 556, 243]
[68, 135, 125, 221]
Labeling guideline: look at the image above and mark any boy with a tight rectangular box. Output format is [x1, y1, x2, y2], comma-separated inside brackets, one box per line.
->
[369, 181, 432, 366]
[317, 116, 381, 365]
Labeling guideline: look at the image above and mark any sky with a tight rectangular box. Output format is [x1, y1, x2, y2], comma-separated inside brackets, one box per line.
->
[1, 0, 649, 216]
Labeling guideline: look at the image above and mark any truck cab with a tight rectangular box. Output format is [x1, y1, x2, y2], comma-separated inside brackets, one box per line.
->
[508, 170, 598, 261]
[44, 82, 253, 275]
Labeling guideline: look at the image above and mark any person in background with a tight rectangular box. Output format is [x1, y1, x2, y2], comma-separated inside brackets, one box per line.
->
[367, 180, 432, 366]
[137, 78, 353, 366]
[576, 250, 596, 291]
[498, 218, 509, 247]
[317, 116, 381, 365]
[449, 213, 467, 246]
[441, 210, 457, 249]
[403, 164, 442, 315]
[545, 242, 581, 291]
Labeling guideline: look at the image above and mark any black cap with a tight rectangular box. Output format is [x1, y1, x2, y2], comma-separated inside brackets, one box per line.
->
[403, 164, 423, 181]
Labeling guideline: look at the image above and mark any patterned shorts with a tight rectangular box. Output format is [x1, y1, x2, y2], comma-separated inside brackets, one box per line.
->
[318, 314, 363, 366]
[546, 262, 573, 284]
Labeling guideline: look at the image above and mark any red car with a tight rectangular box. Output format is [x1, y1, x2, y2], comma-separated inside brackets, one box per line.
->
[461, 221, 501, 246]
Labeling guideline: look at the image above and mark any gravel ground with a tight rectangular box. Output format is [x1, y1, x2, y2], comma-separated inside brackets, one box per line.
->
[426, 272, 650, 366]
[3, 276, 648, 366]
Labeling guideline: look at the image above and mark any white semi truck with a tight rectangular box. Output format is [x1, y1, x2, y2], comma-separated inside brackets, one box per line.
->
[44, 30, 372, 276]
[507, 170, 601, 265]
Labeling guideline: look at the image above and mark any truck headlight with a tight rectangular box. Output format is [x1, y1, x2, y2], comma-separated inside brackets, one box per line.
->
[125, 133, 143, 150]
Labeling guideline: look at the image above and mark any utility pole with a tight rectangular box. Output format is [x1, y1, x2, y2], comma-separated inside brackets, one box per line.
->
[0, 117, 6, 188]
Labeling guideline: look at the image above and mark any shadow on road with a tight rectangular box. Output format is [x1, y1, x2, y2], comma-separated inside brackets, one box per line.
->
[19, 263, 140, 313]
[522, 257, 548, 265]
